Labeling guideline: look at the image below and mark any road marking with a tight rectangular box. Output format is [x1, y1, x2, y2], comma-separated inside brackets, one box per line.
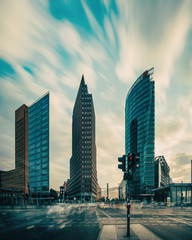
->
[99, 225, 117, 240]
[59, 223, 66, 229]
[131, 224, 162, 240]
[168, 217, 191, 226]
[97, 209, 112, 219]
[26, 225, 34, 230]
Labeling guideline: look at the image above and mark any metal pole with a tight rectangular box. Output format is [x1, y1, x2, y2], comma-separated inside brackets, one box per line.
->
[126, 180, 130, 237]
[107, 183, 109, 201]
[127, 201, 130, 237]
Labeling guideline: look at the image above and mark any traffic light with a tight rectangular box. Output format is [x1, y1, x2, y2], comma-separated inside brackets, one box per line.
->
[118, 156, 125, 172]
[120, 153, 140, 180]
[128, 153, 135, 180]
[128, 153, 135, 170]
[135, 155, 140, 168]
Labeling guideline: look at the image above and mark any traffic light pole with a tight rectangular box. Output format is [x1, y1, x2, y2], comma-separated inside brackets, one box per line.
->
[126, 181, 130, 237]
[118, 153, 139, 238]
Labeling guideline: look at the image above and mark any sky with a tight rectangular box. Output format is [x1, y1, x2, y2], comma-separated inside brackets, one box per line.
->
[0, 0, 192, 192]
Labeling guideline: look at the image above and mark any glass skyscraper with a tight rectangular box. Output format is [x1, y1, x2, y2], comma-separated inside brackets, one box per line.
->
[28, 93, 49, 192]
[125, 68, 155, 200]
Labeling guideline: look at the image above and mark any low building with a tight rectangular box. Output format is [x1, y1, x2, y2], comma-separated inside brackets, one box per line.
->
[0, 188, 23, 206]
[153, 183, 192, 204]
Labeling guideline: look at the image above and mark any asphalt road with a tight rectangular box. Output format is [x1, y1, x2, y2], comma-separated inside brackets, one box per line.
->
[0, 204, 100, 240]
[0, 204, 192, 240]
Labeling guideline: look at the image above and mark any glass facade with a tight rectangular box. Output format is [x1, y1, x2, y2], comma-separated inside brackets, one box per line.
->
[125, 68, 155, 198]
[28, 93, 49, 192]
[171, 184, 192, 204]
[154, 183, 192, 204]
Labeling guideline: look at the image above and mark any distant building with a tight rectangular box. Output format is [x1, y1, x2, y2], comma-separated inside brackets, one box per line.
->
[119, 180, 127, 200]
[1, 104, 29, 195]
[97, 182, 101, 201]
[0, 171, 4, 188]
[28, 93, 49, 193]
[191, 160, 192, 184]
[0, 93, 49, 201]
[60, 181, 67, 201]
[60, 186, 65, 201]
[125, 68, 155, 200]
[155, 156, 172, 188]
[67, 75, 97, 201]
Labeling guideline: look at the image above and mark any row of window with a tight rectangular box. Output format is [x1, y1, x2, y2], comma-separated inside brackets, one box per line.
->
[28, 153, 48, 162]
[82, 150, 91, 153]
[28, 122, 48, 135]
[83, 141, 91, 144]
[28, 144, 48, 151]
[28, 145, 48, 155]
[29, 175, 48, 182]
[29, 159, 48, 167]
[82, 145, 91, 149]
[28, 133, 49, 145]
[82, 134, 92, 138]
[29, 181, 48, 188]
[16, 118, 24, 127]
[28, 132, 48, 141]
[28, 139, 48, 149]
[83, 175, 91, 178]
[29, 158, 48, 168]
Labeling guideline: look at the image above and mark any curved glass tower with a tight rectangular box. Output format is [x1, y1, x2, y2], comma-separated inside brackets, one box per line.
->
[125, 68, 155, 200]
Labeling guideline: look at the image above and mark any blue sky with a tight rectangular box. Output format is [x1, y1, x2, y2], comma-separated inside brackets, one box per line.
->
[0, 0, 192, 191]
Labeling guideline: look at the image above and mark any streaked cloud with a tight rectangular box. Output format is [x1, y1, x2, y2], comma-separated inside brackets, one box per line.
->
[0, 0, 192, 191]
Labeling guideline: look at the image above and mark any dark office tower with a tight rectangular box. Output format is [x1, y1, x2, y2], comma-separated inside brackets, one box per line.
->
[125, 68, 155, 200]
[28, 93, 49, 193]
[15, 105, 28, 194]
[68, 75, 97, 201]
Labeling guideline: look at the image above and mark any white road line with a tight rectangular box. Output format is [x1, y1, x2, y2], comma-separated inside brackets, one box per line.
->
[97, 209, 112, 219]
[26, 225, 34, 230]
[99, 225, 117, 240]
[131, 224, 162, 240]
[168, 217, 191, 226]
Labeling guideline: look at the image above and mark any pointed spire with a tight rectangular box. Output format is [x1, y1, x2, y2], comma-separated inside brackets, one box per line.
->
[80, 74, 85, 86]
[78, 74, 88, 94]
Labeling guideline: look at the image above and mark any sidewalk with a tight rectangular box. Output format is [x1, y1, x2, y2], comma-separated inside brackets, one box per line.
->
[98, 224, 161, 240]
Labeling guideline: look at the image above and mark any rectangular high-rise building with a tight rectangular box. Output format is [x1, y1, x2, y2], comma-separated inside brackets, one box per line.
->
[68, 75, 97, 201]
[15, 104, 29, 194]
[28, 93, 49, 192]
[1, 105, 28, 194]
